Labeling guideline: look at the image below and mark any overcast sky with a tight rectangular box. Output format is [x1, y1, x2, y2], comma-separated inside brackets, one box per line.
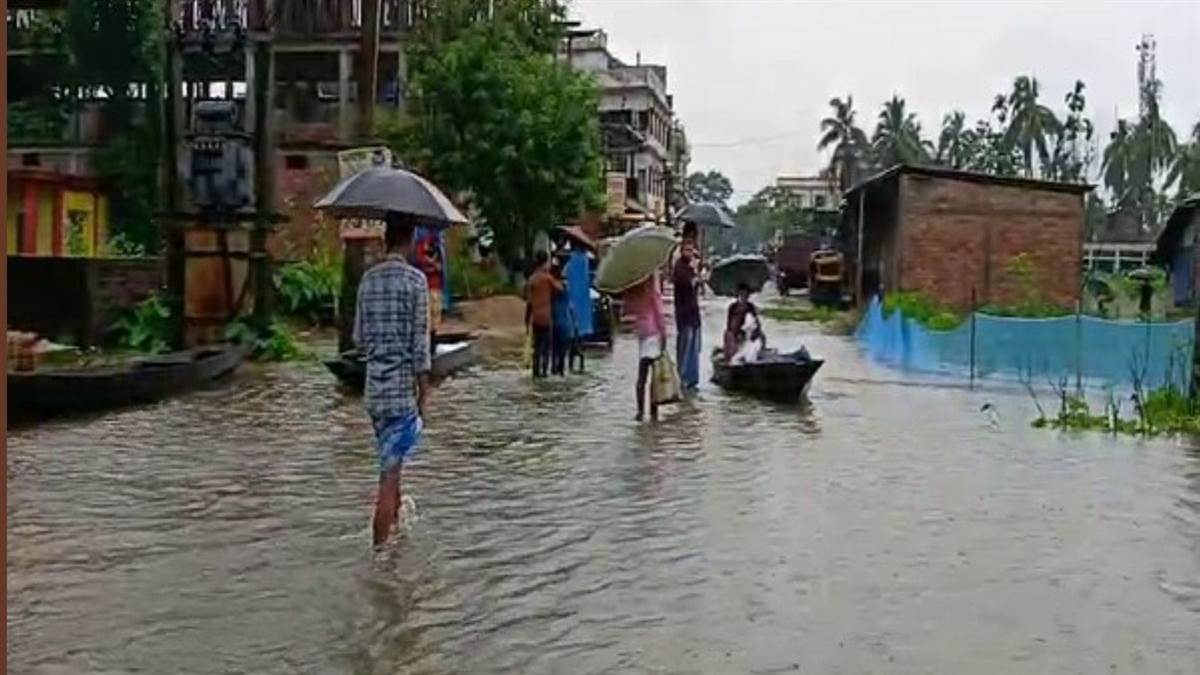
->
[569, 0, 1200, 205]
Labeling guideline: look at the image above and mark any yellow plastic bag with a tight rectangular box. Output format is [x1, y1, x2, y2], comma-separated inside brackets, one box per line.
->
[651, 353, 682, 405]
[522, 333, 533, 370]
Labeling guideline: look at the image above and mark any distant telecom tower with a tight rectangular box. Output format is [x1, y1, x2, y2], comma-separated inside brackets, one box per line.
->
[1136, 33, 1157, 118]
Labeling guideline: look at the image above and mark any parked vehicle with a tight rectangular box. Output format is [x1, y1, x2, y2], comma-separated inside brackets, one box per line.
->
[775, 234, 819, 295]
[809, 249, 845, 308]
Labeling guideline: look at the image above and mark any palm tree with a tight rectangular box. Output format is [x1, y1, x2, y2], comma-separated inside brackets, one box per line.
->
[937, 110, 971, 169]
[1166, 120, 1200, 198]
[1048, 80, 1094, 182]
[818, 96, 871, 191]
[1102, 119, 1136, 207]
[872, 95, 929, 168]
[1003, 76, 1061, 178]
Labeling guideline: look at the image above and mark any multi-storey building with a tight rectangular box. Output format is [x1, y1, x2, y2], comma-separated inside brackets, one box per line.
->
[564, 29, 678, 228]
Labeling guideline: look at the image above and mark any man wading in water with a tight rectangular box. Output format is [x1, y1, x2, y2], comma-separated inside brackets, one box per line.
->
[354, 213, 430, 549]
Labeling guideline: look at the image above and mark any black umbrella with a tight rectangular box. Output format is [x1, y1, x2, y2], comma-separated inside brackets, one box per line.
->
[675, 202, 737, 229]
[709, 254, 771, 296]
[314, 166, 468, 226]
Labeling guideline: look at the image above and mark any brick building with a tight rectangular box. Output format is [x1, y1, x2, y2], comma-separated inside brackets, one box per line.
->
[841, 165, 1091, 311]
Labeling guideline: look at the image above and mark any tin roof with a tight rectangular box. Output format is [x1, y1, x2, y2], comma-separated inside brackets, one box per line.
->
[1151, 194, 1200, 263]
[843, 164, 1094, 198]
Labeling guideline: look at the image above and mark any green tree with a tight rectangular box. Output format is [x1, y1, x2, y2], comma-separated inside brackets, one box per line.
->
[1166, 121, 1200, 198]
[1103, 79, 1178, 227]
[1102, 120, 1136, 207]
[685, 170, 734, 207]
[1003, 75, 1061, 178]
[65, 0, 164, 252]
[872, 95, 930, 168]
[936, 110, 972, 169]
[1046, 80, 1095, 183]
[392, 22, 602, 263]
[818, 95, 872, 191]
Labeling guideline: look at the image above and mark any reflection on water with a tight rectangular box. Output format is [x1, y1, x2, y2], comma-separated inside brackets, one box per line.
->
[8, 303, 1200, 674]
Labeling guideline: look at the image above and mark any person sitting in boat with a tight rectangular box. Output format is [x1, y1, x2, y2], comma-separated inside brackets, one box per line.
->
[730, 312, 767, 365]
[723, 283, 765, 363]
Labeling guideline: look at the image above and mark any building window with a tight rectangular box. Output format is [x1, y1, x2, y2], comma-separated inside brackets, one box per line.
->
[814, 194, 827, 208]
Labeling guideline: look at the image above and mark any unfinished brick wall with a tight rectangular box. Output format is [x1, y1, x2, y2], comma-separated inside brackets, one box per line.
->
[8, 256, 162, 346]
[897, 174, 1084, 312]
[273, 151, 342, 261]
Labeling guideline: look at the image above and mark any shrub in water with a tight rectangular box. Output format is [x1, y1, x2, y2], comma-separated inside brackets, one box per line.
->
[115, 295, 173, 354]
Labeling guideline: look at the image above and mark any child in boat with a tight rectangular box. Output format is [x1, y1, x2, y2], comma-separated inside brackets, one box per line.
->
[723, 283, 765, 362]
[730, 312, 766, 365]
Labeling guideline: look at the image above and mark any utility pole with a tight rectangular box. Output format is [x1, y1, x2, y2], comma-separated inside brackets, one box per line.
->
[250, 3, 277, 323]
[163, 0, 186, 349]
[357, 0, 381, 141]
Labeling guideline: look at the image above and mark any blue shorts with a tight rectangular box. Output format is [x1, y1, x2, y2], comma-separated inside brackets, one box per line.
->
[372, 412, 423, 473]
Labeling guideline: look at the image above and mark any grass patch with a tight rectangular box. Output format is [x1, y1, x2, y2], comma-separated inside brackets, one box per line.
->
[882, 292, 964, 331]
[1029, 383, 1200, 436]
[761, 306, 841, 323]
[760, 304, 860, 336]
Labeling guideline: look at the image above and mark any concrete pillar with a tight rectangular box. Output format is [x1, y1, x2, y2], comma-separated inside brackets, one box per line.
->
[243, 44, 256, 133]
[338, 48, 353, 141]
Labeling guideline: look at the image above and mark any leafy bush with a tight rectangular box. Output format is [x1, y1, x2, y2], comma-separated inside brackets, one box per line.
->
[114, 295, 173, 354]
[274, 257, 340, 325]
[102, 232, 147, 258]
[224, 317, 307, 362]
[977, 301, 1073, 319]
[446, 251, 513, 299]
[882, 291, 965, 330]
[8, 99, 67, 142]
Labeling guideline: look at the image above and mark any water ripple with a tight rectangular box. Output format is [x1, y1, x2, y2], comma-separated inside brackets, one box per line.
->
[8, 305, 1200, 673]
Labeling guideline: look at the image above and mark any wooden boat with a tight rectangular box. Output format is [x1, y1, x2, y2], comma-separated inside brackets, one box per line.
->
[710, 348, 823, 403]
[8, 343, 249, 419]
[325, 336, 479, 391]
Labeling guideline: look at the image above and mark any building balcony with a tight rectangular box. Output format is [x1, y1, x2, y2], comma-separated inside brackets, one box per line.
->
[174, 0, 414, 40]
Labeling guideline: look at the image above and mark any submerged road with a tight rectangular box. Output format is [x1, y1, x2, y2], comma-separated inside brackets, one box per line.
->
[8, 299, 1200, 674]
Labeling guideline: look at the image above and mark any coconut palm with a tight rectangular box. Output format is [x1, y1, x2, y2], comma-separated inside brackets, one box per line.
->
[1166, 120, 1200, 198]
[1048, 80, 1094, 182]
[872, 95, 930, 168]
[936, 110, 972, 169]
[1003, 76, 1061, 178]
[818, 95, 872, 191]
[1102, 119, 1136, 207]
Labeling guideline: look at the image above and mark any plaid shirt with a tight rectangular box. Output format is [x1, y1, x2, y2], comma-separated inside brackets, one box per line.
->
[353, 256, 431, 419]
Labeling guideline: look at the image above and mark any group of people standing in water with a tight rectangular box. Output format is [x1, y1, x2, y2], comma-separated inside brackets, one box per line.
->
[525, 247, 590, 379]
[619, 225, 766, 422]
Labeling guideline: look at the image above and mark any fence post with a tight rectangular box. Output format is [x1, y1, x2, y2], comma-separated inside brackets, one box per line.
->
[1075, 299, 1083, 395]
[969, 287, 977, 389]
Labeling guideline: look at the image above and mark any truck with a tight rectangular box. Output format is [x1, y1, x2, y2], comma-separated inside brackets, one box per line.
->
[774, 233, 819, 295]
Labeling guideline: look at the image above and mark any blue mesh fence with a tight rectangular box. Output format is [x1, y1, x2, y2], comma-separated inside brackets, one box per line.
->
[856, 297, 1195, 391]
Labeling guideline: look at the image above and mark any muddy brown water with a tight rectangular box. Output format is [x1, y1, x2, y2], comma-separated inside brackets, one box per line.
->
[7, 301, 1200, 674]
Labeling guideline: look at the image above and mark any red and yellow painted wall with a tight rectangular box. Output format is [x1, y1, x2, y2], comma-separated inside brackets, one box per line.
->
[6, 170, 110, 257]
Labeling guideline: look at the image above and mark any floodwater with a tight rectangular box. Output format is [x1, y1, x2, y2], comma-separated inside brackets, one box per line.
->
[8, 300, 1200, 674]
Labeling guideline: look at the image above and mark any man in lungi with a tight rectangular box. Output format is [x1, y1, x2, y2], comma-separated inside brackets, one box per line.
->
[354, 212, 430, 549]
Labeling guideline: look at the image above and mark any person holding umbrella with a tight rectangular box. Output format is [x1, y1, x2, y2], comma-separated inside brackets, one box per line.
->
[625, 272, 667, 421]
[353, 213, 430, 549]
[315, 164, 469, 549]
